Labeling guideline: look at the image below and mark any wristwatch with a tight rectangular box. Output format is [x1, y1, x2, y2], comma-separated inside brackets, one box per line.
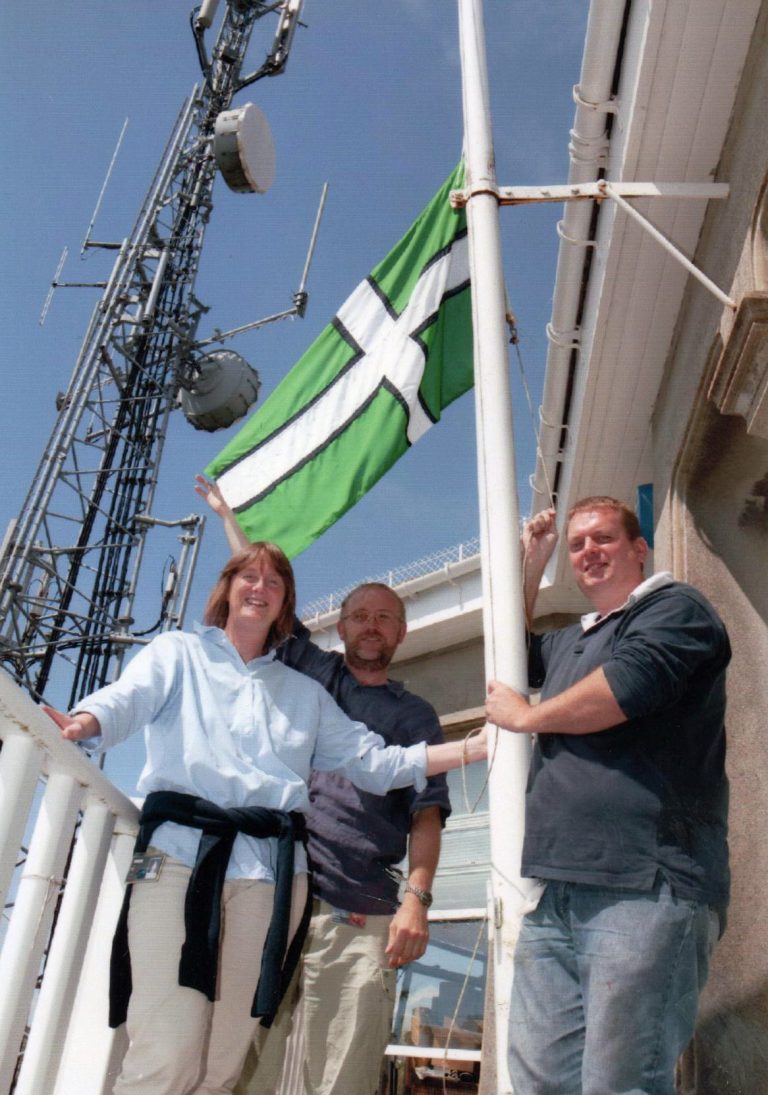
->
[404, 883, 433, 908]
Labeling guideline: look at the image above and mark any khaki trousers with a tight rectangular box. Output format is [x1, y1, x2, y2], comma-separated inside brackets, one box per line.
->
[113, 856, 307, 1095]
[238, 899, 396, 1095]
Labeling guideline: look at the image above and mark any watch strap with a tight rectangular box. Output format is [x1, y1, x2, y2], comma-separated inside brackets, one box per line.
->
[404, 883, 433, 907]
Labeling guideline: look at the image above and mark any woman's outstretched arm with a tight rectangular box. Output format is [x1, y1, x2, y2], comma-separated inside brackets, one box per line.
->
[194, 475, 250, 553]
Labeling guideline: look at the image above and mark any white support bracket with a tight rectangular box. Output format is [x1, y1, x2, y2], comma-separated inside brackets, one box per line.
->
[450, 180, 736, 310]
[600, 182, 736, 309]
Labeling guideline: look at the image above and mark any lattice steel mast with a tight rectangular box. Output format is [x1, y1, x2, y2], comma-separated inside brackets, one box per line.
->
[0, 1, 305, 706]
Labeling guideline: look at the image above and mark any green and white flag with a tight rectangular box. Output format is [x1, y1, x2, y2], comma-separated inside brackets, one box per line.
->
[205, 163, 472, 558]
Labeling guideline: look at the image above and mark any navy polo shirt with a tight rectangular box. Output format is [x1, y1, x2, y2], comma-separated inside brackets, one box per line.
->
[279, 620, 450, 915]
[523, 579, 730, 905]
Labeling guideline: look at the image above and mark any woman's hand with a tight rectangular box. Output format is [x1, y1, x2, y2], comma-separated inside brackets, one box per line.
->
[468, 724, 488, 758]
[194, 475, 231, 517]
[42, 705, 101, 742]
[194, 475, 250, 553]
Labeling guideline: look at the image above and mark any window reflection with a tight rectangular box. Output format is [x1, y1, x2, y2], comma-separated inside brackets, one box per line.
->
[385, 917, 486, 1093]
[445, 754, 490, 816]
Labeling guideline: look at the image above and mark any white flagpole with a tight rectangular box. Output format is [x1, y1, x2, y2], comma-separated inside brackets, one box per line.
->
[457, 1, 535, 1090]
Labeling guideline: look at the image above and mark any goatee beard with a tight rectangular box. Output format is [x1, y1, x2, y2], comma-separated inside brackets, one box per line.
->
[345, 647, 393, 673]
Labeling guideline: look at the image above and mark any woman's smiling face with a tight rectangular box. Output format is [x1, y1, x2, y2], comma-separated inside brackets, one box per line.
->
[227, 561, 286, 630]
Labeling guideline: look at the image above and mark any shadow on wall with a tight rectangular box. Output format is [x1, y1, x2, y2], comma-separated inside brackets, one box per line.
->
[678, 996, 768, 1095]
[685, 406, 768, 627]
[674, 370, 768, 1095]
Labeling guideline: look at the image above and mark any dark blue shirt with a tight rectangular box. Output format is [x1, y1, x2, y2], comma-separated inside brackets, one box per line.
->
[278, 621, 451, 914]
[524, 580, 730, 905]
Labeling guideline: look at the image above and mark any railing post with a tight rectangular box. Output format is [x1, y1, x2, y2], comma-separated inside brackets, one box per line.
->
[14, 797, 115, 1095]
[0, 770, 83, 1093]
[0, 671, 140, 1093]
[53, 825, 136, 1095]
[0, 729, 42, 911]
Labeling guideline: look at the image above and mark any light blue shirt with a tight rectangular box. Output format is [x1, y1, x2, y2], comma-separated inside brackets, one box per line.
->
[76, 625, 428, 880]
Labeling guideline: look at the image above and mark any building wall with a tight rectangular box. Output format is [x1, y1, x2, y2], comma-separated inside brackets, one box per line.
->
[394, 637, 486, 719]
[654, 4, 768, 1088]
[674, 411, 768, 1095]
[393, 613, 583, 721]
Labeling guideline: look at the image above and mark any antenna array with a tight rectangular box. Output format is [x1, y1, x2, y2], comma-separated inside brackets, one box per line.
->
[0, 1, 305, 706]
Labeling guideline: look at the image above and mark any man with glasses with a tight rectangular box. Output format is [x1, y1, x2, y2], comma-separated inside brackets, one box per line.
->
[196, 478, 449, 1095]
[259, 583, 450, 1095]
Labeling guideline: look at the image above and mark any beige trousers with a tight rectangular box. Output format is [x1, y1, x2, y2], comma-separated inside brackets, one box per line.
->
[113, 856, 307, 1095]
[237, 899, 396, 1095]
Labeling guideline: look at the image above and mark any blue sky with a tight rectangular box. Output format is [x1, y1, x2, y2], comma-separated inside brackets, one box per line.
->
[0, 2, 589, 788]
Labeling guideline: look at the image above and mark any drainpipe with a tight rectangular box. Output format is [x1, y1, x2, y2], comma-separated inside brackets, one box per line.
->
[532, 0, 629, 511]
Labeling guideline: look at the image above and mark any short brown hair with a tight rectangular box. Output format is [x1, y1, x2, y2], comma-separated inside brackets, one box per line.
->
[203, 543, 296, 648]
[340, 582, 405, 620]
[566, 496, 642, 541]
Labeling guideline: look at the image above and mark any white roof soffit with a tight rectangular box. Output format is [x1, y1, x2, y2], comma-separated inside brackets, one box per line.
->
[530, 0, 761, 612]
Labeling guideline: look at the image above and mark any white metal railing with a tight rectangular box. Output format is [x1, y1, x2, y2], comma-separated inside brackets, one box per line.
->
[0, 669, 139, 1095]
[299, 537, 481, 620]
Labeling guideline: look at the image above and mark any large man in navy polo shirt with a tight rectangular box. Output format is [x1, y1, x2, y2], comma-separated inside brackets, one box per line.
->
[486, 496, 730, 1095]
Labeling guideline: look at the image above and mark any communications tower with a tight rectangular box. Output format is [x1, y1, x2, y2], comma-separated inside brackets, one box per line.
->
[0, 1, 307, 709]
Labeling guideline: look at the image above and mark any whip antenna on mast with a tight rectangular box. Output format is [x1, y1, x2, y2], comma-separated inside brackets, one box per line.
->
[81, 117, 129, 255]
[295, 181, 328, 315]
[193, 180, 329, 351]
[38, 118, 129, 325]
[181, 180, 328, 430]
[38, 247, 68, 326]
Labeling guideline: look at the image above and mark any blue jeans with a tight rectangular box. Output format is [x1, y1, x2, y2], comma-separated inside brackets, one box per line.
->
[508, 880, 720, 1095]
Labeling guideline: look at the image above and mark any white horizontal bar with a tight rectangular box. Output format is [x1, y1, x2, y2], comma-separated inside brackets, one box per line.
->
[427, 906, 487, 922]
[450, 181, 730, 206]
[384, 1045, 483, 1061]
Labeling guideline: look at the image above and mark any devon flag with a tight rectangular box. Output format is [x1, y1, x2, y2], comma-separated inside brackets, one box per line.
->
[205, 163, 472, 557]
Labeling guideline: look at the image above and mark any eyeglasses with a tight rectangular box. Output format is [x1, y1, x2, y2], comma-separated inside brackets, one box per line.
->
[341, 610, 403, 626]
